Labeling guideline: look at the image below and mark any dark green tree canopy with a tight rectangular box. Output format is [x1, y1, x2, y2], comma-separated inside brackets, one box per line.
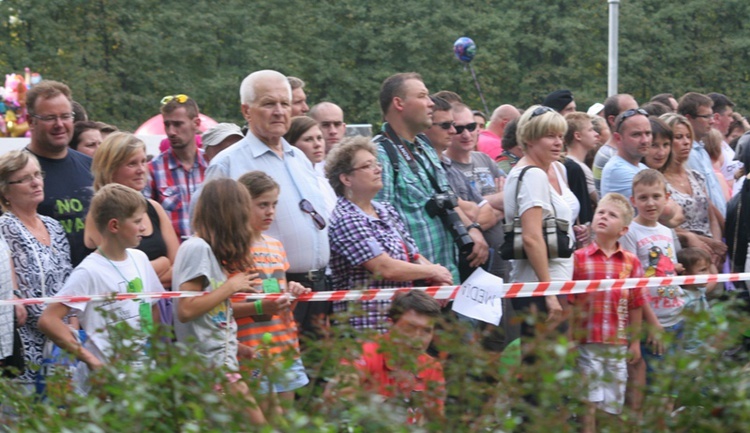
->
[1, 0, 748, 130]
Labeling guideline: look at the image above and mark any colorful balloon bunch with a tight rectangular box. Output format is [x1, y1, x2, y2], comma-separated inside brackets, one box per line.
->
[0, 67, 41, 138]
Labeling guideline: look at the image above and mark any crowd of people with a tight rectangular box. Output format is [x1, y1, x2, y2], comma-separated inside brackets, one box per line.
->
[0, 71, 749, 430]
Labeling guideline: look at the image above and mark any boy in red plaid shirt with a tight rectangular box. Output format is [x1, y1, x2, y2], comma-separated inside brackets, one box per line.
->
[568, 193, 645, 432]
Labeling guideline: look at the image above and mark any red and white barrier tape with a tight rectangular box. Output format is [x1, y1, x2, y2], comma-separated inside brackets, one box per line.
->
[1, 272, 748, 307]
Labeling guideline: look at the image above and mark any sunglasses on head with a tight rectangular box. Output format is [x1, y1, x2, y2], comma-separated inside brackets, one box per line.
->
[299, 199, 326, 230]
[160, 94, 190, 105]
[530, 106, 555, 119]
[454, 122, 478, 134]
[615, 108, 649, 132]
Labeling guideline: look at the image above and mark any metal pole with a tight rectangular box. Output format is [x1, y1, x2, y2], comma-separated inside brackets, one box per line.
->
[608, 0, 620, 96]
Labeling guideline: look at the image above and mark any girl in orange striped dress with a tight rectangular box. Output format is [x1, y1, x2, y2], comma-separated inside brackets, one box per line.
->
[234, 171, 312, 416]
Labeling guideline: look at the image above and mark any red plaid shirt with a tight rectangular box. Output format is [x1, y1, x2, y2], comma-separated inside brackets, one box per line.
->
[144, 148, 207, 240]
[569, 241, 645, 345]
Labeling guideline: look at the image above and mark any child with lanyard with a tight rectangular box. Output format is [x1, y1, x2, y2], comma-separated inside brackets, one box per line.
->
[39, 184, 162, 394]
[235, 171, 311, 418]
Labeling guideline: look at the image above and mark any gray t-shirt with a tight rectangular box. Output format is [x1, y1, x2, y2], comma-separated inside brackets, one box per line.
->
[449, 151, 508, 278]
[172, 237, 239, 371]
[450, 151, 504, 196]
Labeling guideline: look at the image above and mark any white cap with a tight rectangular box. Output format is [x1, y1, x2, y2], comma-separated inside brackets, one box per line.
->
[201, 123, 244, 147]
[587, 103, 605, 117]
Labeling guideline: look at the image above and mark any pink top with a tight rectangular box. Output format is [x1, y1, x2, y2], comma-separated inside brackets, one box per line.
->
[477, 130, 502, 161]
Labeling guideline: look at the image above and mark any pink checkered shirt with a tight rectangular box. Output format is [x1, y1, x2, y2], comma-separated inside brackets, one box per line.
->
[143, 148, 207, 240]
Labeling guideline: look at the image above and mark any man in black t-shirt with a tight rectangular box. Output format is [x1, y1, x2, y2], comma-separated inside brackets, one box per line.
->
[26, 80, 94, 266]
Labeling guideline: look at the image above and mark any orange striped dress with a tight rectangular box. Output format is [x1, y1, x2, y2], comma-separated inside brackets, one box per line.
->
[236, 235, 301, 359]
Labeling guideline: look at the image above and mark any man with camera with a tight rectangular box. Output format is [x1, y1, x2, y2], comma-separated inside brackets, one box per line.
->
[374, 73, 488, 283]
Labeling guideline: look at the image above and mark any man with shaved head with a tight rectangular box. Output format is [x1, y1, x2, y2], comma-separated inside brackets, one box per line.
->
[309, 102, 346, 153]
[476, 104, 520, 161]
[593, 93, 638, 195]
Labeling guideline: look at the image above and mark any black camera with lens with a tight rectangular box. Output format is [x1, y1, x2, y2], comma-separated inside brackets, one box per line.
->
[425, 190, 475, 255]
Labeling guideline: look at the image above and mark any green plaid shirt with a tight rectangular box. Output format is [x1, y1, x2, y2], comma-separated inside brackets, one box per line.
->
[374, 124, 459, 282]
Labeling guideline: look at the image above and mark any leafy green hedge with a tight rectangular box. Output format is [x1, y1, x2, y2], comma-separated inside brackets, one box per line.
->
[2, 297, 750, 432]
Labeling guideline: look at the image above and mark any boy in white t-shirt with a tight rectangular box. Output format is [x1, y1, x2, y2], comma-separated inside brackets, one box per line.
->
[40, 184, 163, 391]
[619, 169, 684, 413]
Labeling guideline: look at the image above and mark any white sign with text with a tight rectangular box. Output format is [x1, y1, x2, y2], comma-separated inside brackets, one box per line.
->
[451, 268, 504, 325]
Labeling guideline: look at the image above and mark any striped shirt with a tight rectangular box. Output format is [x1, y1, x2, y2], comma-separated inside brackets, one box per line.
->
[236, 235, 301, 358]
[569, 241, 645, 345]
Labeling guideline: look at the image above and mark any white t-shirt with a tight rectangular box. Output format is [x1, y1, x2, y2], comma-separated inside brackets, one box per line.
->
[620, 221, 684, 326]
[504, 165, 574, 283]
[172, 237, 239, 371]
[59, 249, 163, 385]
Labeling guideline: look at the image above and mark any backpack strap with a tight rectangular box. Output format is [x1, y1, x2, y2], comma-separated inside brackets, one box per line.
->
[374, 133, 400, 176]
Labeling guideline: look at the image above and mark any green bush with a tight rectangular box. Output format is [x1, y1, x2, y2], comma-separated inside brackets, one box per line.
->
[1, 297, 750, 432]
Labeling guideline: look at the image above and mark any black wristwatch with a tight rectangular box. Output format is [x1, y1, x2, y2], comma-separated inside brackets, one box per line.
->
[467, 222, 481, 232]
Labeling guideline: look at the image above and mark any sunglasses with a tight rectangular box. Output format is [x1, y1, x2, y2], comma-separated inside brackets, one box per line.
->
[615, 108, 649, 132]
[530, 106, 555, 119]
[454, 122, 478, 134]
[299, 199, 326, 230]
[160, 94, 190, 105]
[433, 121, 455, 131]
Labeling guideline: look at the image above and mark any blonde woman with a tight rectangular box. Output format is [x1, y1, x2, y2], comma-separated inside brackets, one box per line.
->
[504, 106, 576, 334]
[85, 132, 179, 289]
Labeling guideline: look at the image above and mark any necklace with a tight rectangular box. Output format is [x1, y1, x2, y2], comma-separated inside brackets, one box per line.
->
[14, 212, 49, 244]
[666, 170, 691, 192]
[97, 247, 154, 334]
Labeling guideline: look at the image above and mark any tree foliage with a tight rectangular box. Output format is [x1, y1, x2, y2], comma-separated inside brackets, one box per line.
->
[0, 0, 748, 130]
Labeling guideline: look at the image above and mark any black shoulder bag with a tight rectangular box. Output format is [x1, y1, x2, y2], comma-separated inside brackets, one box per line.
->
[500, 166, 573, 260]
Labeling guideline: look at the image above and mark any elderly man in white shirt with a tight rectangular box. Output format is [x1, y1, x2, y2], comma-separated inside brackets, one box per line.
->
[204, 70, 331, 340]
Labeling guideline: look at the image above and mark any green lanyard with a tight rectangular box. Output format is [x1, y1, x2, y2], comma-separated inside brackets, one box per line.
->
[97, 247, 154, 334]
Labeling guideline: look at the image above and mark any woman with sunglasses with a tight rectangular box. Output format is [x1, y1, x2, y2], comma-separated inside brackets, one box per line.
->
[660, 113, 726, 273]
[326, 137, 453, 334]
[504, 106, 576, 338]
[284, 116, 337, 213]
[0, 150, 72, 390]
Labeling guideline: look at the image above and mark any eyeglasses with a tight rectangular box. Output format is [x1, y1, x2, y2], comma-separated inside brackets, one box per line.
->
[30, 113, 75, 123]
[454, 122, 478, 134]
[615, 108, 649, 132]
[299, 199, 326, 230]
[160, 94, 189, 105]
[530, 106, 555, 118]
[350, 161, 383, 172]
[8, 171, 45, 185]
[433, 121, 455, 131]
